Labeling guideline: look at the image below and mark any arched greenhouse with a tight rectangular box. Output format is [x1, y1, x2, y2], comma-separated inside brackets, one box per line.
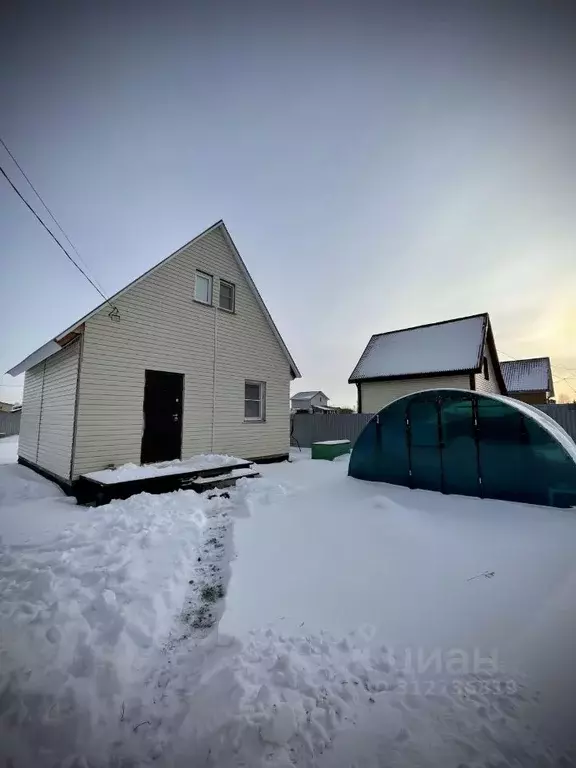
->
[349, 389, 576, 508]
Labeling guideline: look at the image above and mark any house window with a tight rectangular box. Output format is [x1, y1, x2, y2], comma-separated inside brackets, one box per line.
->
[483, 356, 489, 380]
[195, 271, 213, 304]
[219, 280, 235, 312]
[245, 381, 266, 420]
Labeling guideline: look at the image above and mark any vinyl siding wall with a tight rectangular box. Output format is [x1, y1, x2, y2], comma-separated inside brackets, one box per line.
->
[474, 348, 502, 394]
[359, 374, 470, 413]
[72, 228, 290, 477]
[18, 339, 80, 480]
[18, 366, 44, 464]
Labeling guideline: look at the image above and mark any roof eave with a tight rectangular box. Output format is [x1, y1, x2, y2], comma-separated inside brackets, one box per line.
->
[483, 319, 508, 394]
[349, 368, 476, 384]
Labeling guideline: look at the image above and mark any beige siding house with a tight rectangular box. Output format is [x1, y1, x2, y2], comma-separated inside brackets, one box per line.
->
[349, 313, 506, 413]
[8, 221, 300, 488]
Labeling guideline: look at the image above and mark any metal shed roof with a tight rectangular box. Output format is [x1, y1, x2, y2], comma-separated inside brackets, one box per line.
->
[291, 391, 327, 401]
[349, 313, 489, 382]
[500, 357, 553, 395]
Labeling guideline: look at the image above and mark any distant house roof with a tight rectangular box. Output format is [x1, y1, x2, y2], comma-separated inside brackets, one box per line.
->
[349, 312, 506, 391]
[291, 391, 328, 401]
[500, 357, 554, 395]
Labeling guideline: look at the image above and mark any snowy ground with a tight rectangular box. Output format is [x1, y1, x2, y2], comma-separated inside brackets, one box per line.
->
[1, 437, 576, 767]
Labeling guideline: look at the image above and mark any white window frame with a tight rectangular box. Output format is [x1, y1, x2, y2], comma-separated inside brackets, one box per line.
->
[219, 279, 235, 313]
[194, 270, 213, 305]
[244, 380, 266, 421]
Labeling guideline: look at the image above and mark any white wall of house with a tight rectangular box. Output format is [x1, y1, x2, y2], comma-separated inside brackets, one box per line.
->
[18, 339, 80, 480]
[474, 347, 502, 394]
[72, 228, 290, 477]
[359, 374, 470, 413]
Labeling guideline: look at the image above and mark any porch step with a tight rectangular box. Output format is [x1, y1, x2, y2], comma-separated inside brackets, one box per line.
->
[75, 460, 258, 506]
[188, 467, 260, 492]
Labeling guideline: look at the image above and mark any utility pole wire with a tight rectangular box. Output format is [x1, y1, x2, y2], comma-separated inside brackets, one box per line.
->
[0, 136, 108, 298]
[0, 163, 116, 310]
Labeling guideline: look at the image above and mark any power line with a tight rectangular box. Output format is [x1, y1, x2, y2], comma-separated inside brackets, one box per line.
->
[0, 136, 108, 298]
[0, 163, 116, 310]
[553, 374, 576, 396]
[551, 362, 576, 378]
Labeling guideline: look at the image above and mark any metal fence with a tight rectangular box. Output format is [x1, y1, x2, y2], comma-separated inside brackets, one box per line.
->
[291, 404, 576, 448]
[536, 404, 576, 440]
[0, 410, 21, 437]
[291, 412, 373, 448]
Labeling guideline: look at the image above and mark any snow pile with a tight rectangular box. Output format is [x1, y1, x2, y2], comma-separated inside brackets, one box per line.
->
[0, 484, 230, 764]
[124, 628, 401, 767]
[103, 626, 557, 768]
[84, 453, 248, 483]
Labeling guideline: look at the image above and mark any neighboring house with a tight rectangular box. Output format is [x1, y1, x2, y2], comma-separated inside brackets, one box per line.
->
[290, 391, 331, 413]
[349, 312, 506, 413]
[500, 357, 554, 405]
[0, 401, 15, 413]
[7, 221, 301, 488]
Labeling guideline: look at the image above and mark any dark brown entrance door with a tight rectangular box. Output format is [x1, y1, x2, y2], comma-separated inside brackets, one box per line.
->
[141, 370, 184, 464]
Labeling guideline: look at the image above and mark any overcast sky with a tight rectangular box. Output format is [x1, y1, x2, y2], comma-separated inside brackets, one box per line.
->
[1, 0, 575, 406]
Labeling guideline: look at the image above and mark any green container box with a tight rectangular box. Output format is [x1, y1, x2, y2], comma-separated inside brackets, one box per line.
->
[311, 440, 351, 460]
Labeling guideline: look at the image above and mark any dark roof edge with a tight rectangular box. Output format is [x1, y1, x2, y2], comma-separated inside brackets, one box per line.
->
[484, 319, 507, 394]
[349, 368, 477, 384]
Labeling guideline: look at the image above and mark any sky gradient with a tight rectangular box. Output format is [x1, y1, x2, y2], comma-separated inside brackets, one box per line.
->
[1, 0, 575, 406]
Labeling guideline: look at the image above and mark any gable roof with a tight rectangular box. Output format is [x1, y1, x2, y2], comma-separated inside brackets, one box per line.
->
[349, 312, 506, 392]
[500, 357, 553, 395]
[291, 391, 327, 401]
[8, 221, 301, 379]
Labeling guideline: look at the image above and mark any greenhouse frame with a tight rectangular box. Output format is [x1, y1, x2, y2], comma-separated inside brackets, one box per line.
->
[349, 389, 576, 508]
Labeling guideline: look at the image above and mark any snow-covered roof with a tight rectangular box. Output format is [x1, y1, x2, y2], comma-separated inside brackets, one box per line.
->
[291, 391, 327, 401]
[349, 314, 488, 382]
[500, 357, 553, 395]
[7, 221, 301, 379]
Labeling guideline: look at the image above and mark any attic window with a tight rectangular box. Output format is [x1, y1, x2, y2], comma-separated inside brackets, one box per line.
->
[195, 271, 213, 305]
[219, 280, 235, 312]
[483, 356, 489, 380]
